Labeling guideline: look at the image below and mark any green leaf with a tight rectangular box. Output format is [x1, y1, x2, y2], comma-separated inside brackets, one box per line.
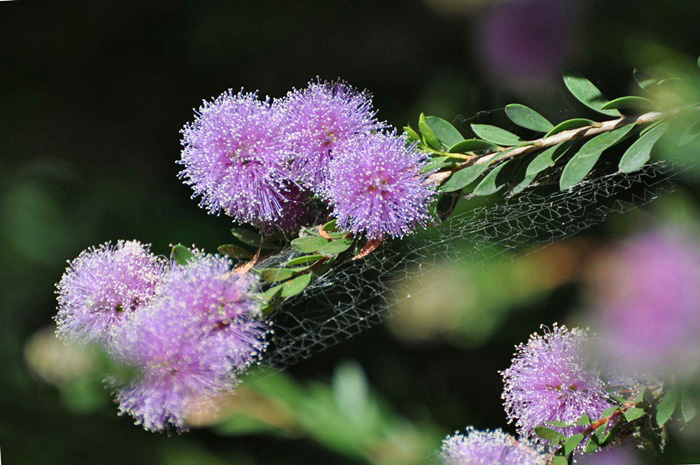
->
[505, 104, 554, 132]
[230, 228, 262, 248]
[291, 236, 329, 253]
[619, 122, 669, 173]
[332, 361, 369, 424]
[594, 422, 608, 444]
[584, 438, 600, 453]
[526, 143, 572, 176]
[322, 219, 338, 232]
[602, 407, 619, 417]
[286, 254, 324, 266]
[320, 238, 353, 255]
[471, 124, 523, 146]
[404, 125, 420, 142]
[260, 268, 296, 283]
[682, 390, 697, 423]
[624, 407, 645, 422]
[449, 139, 498, 153]
[560, 125, 635, 190]
[534, 426, 566, 443]
[633, 68, 657, 90]
[171, 244, 194, 265]
[281, 273, 312, 298]
[511, 173, 537, 195]
[635, 387, 647, 406]
[218, 244, 253, 260]
[545, 118, 596, 137]
[563, 70, 621, 117]
[552, 457, 568, 465]
[439, 163, 490, 192]
[600, 96, 655, 111]
[422, 155, 451, 173]
[262, 283, 284, 302]
[472, 160, 512, 196]
[657, 387, 678, 427]
[563, 434, 585, 455]
[419, 113, 441, 150]
[680, 121, 700, 146]
[425, 116, 464, 147]
[576, 413, 591, 426]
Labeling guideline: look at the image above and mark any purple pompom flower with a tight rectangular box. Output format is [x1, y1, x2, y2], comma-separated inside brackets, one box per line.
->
[281, 79, 386, 189]
[112, 252, 269, 432]
[589, 229, 700, 375]
[112, 304, 238, 432]
[324, 132, 435, 240]
[441, 428, 546, 465]
[501, 325, 612, 441]
[179, 89, 296, 229]
[55, 240, 164, 345]
[157, 252, 268, 370]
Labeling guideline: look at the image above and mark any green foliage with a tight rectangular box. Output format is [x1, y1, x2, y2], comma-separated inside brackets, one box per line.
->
[171, 244, 194, 265]
[292, 236, 329, 253]
[563, 70, 621, 117]
[425, 115, 464, 147]
[657, 387, 678, 427]
[505, 104, 554, 132]
[619, 122, 669, 173]
[545, 118, 596, 137]
[449, 139, 498, 152]
[470, 124, 523, 146]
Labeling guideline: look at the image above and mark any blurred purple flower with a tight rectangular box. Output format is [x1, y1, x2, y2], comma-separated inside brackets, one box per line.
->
[325, 132, 434, 240]
[112, 251, 268, 432]
[590, 229, 700, 375]
[441, 428, 546, 465]
[55, 240, 164, 345]
[575, 447, 641, 465]
[281, 79, 386, 190]
[112, 303, 238, 432]
[476, 0, 574, 90]
[179, 89, 296, 229]
[502, 324, 612, 441]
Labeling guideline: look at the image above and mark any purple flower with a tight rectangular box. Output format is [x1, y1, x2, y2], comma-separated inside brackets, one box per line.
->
[112, 252, 269, 432]
[589, 229, 700, 375]
[575, 447, 641, 465]
[157, 252, 268, 370]
[441, 428, 546, 465]
[55, 240, 164, 345]
[112, 304, 238, 432]
[501, 325, 612, 441]
[281, 79, 386, 190]
[179, 89, 296, 229]
[324, 132, 435, 239]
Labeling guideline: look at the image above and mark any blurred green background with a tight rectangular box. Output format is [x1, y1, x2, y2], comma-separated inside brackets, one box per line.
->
[2, 1, 700, 464]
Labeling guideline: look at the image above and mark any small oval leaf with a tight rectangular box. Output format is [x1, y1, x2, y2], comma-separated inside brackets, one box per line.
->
[525, 143, 572, 177]
[404, 125, 420, 142]
[419, 113, 441, 150]
[218, 244, 254, 260]
[534, 426, 566, 443]
[472, 161, 512, 196]
[291, 236, 329, 253]
[619, 122, 669, 173]
[505, 104, 554, 132]
[285, 254, 324, 266]
[563, 434, 585, 456]
[230, 228, 262, 247]
[449, 139, 498, 153]
[657, 387, 678, 427]
[260, 268, 296, 283]
[545, 118, 596, 137]
[425, 116, 464, 147]
[281, 272, 312, 298]
[563, 70, 621, 117]
[320, 238, 353, 255]
[600, 96, 655, 111]
[471, 124, 523, 146]
[439, 163, 490, 192]
[171, 244, 194, 265]
[624, 407, 645, 422]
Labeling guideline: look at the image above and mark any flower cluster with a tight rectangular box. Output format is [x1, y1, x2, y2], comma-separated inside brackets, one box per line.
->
[441, 428, 546, 465]
[179, 79, 435, 240]
[55, 243, 268, 432]
[501, 325, 612, 441]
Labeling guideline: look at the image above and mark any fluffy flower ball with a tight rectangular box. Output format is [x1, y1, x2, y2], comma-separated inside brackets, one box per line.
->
[281, 80, 386, 189]
[55, 240, 164, 345]
[590, 229, 700, 374]
[179, 89, 301, 229]
[441, 428, 546, 465]
[112, 252, 269, 432]
[325, 132, 435, 239]
[501, 325, 612, 441]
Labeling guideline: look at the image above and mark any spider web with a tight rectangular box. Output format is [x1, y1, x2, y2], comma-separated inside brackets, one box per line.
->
[260, 161, 683, 369]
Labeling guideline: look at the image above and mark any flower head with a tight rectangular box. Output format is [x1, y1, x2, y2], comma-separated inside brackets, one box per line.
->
[158, 252, 268, 370]
[325, 132, 435, 239]
[590, 229, 700, 374]
[111, 251, 269, 432]
[179, 89, 294, 228]
[441, 428, 546, 465]
[501, 325, 612, 440]
[112, 304, 238, 432]
[55, 240, 164, 345]
[281, 79, 386, 189]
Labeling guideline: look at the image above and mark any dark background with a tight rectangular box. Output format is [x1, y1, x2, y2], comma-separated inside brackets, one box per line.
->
[1, 1, 699, 464]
